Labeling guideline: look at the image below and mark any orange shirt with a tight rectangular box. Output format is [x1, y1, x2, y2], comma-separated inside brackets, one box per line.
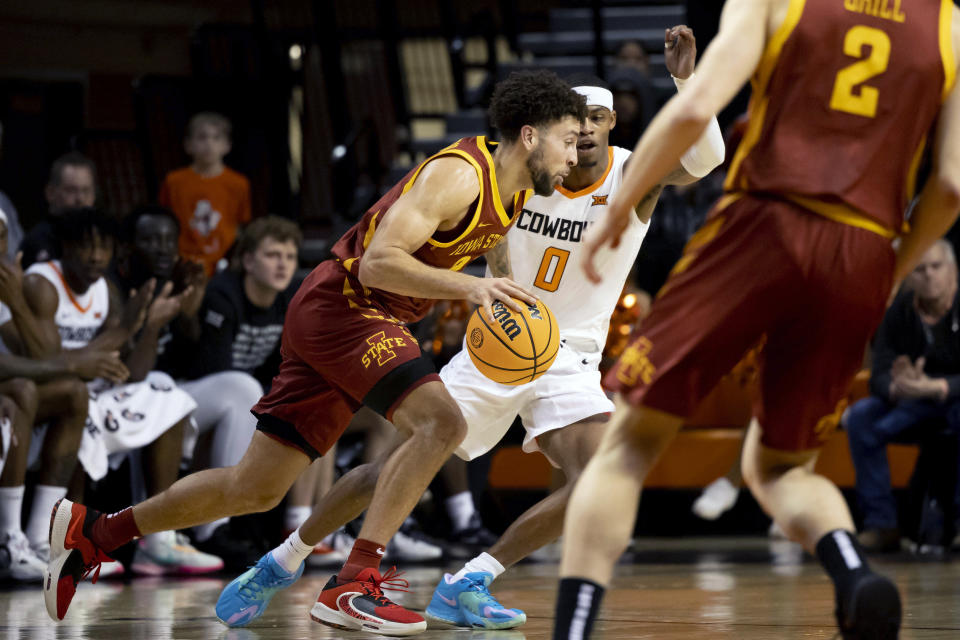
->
[158, 166, 252, 275]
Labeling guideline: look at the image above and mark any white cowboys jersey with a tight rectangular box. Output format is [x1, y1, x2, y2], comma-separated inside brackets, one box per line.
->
[499, 145, 648, 354]
[26, 261, 109, 349]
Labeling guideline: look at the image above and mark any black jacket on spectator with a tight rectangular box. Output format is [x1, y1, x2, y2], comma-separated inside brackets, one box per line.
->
[187, 270, 290, 390]
[870, 289, 960, 401]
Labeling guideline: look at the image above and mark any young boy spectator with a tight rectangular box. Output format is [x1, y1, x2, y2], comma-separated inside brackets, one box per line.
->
[159, 112, 251, 277]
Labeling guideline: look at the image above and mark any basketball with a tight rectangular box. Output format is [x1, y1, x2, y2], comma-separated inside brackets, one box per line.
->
[465, 298, 559, 385]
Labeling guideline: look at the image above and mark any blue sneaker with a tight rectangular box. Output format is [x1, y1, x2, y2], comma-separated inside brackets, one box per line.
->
[424, 571, 526, 629]
[215, 552, 305, 627]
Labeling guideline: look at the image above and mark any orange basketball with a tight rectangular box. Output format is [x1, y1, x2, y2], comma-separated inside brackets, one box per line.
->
[465, 298, 559, 385]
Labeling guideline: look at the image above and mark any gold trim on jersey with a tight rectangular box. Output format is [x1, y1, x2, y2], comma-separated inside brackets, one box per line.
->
[362, 210, 380, 249]
[556, 147, 615, 198]
[725, 0, 807, 192]
[783, 194, 896, 239]
[905, 137, 928, 203]
[393, 142, 486, 249]
[476, 136, 516, 227]
[940, 0, 957, 101]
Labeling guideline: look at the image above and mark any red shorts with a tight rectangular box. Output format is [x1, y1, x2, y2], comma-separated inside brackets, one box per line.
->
[606, 194, 894, 451]
[252, 260, 440, 459]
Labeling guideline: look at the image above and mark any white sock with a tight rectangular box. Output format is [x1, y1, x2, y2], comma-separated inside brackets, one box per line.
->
[271, 528, 314, 574]
[0, 485, 25, 534]
[452, 552, 505, 583]
[284, 505, 312, 533]
[25, 485, 66, 548]
[194, 517, 229, 542]
[445, 491, 477, 533]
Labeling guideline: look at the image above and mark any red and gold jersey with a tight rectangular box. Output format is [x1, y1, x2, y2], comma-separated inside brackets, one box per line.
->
[330, 136, 530, 323]
[725, 0, 956, 237]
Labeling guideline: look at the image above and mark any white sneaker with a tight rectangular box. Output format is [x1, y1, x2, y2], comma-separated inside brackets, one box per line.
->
[386, 529, 442, 562]
[307, 529, 352, 567]
[0, 530, 47, 581]
[691, 478, 740, 520]
[132, 530, 224, 576]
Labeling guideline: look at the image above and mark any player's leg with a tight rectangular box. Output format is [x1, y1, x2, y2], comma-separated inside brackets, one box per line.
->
[427, 415, 606, 630]
[741, 422, 900, 639]
[44, 431, 310, 621]
[0, 380, 44, 581]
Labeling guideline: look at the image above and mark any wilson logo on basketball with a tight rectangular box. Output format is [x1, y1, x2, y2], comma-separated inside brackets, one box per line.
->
[470, 327, 484, 348]
[491, 301, 522, 340]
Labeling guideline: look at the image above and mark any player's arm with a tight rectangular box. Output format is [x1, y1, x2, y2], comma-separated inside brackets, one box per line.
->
[20, 274, 64, 358]
[893, 7, 960, 286]
[583, 0, 767, 282]
[485, 235, 513, 279]
[358, 157, 536, 321]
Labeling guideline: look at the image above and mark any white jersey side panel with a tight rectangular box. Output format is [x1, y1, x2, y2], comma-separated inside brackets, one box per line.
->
[500, 146, 647, 354]
[25, 261, 109, 349]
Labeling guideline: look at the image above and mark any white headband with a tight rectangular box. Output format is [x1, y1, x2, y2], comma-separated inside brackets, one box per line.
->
[573, 86, 613, 111]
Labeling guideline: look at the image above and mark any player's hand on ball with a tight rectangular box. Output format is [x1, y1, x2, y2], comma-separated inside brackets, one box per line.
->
[468, 277, 538, 323]
[582, 198, 633, 284]
[665, 24, 696, 79]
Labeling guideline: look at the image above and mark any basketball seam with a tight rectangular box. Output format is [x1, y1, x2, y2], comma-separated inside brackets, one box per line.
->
[534, 304, 556, 359]
[467, 346, 539, 372]
[516, 305, 537, 384]
[477, 306, 538, 361]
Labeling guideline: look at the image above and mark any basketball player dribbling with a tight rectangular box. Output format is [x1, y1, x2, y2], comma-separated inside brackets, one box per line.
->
[212, 25, 725, 632]
[44, 70, 586, 636]
[553, 0, 960, 639]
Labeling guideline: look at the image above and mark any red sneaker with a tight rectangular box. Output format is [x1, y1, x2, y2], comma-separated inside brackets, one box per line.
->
[43, 499, 113, 621]
[310, 566, 427, 636]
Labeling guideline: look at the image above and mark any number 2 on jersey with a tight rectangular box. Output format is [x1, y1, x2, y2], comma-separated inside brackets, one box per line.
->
[534, 247, 571, 292]
[829, 25, 891, 118]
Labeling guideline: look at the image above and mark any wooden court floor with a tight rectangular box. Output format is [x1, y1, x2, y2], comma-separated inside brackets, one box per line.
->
[3, 537, 959, 639]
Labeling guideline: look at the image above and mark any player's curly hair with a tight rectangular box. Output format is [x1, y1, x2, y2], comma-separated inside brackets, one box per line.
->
[489, 70, 587, 143]
[55, 207, 118, 249]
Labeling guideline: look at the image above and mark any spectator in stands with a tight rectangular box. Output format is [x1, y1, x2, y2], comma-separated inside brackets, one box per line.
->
[20, 152, 98, 268]
[130, 213, 297, 566]
[21, 207, 223, 575]
[608, 40, 658, 145]
[615, 39, 650, 75]
[0, 207, 131, 580]
[159, 112, 252, 277]
[846, 239, 960, 552]
[0, 122, 24, 259]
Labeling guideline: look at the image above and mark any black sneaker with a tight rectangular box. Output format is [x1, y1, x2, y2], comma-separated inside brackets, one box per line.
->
[837, 573, 901, 639]
[447, 513, 499, 558]
[193, 524, 264, 571]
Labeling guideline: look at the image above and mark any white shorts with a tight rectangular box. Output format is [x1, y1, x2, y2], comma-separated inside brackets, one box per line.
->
[440, 341, 614, 462]
[29, 371, 197, 480]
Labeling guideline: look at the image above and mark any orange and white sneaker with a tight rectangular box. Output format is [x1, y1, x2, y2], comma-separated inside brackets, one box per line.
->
[43, 499, 113, 621]
[310, 567, 427, 636]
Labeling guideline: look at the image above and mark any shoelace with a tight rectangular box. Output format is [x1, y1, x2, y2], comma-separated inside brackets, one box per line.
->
[464, 576, 500, 604]
[238, 565, 289, 599]
[80, 549, 113, 585]
[362, 567, 412, 606]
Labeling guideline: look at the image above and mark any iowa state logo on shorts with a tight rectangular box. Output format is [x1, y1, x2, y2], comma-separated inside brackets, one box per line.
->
[361, 331, 408, 369]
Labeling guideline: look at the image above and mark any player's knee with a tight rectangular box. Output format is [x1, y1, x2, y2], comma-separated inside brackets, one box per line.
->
[221, 371, 264, 405]
[422, 402, 467, 451]
[231, 476, 286, 513]
[64, 378, 90, 416]
[6, 378, 38, 417]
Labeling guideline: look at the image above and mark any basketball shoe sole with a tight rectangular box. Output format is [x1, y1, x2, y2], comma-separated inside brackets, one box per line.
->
[839, 573, 901, 640]
[310, 571, 426, 636]
[44, 499, 109, 621]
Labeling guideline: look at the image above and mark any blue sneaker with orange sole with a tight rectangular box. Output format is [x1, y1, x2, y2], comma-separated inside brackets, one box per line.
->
[215, 552, 304, 627]
[425, 571, 526, 629]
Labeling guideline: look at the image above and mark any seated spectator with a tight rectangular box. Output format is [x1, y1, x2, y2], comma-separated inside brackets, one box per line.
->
[159, 112, 252, 276]
[146, 213, 298, 566]
[846, 239, 960, 552]
[21, 207, 223, 575]
[0, 121, 24, 259]
[0, 208, 127, 581]
[20, 152, 97, 269]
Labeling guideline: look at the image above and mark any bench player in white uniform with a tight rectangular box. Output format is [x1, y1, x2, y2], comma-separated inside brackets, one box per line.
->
[424, 26, 725, 629]
[22, 208, 222, 575]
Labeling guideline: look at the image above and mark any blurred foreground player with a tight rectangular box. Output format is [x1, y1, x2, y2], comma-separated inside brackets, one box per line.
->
[554, 1, 960, 639]
[45, 70, 585, 636]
